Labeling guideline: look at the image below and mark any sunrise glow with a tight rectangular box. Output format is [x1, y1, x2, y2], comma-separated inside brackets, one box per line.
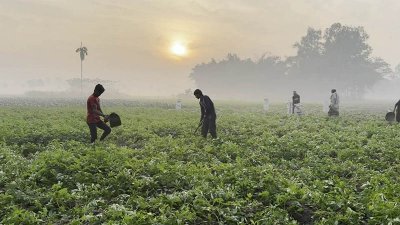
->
[170, 42, 187, 56]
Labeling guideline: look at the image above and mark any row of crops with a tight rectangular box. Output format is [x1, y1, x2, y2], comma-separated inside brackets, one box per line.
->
[1, 99, 400, 224]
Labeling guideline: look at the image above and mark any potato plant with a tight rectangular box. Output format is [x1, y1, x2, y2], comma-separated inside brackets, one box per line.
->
[0, 99, 399, 224]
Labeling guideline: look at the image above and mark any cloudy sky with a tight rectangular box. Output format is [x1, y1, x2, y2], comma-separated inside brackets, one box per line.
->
[0, 0, 399, 96]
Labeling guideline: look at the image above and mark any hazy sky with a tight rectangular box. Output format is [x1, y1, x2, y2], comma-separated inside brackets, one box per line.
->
[1, 0, 399, 96]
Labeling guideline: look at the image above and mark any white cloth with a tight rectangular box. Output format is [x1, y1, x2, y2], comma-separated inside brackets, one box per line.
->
[293, 103, 303, 115]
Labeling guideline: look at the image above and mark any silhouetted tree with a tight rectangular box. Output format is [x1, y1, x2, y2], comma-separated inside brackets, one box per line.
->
[191, 53, 286, 99]
[191, 23, 391, 101]
[76, 42, 88, 96]
[288, 23, 389, 99]
[392, 63, 400, 79]
[67, 78, 113, 92]
[290, 28, 323, 78]
[322, 23, 387, 98]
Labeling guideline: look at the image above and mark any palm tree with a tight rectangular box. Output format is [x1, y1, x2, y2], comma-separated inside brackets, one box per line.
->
[76, 42, 88, 97]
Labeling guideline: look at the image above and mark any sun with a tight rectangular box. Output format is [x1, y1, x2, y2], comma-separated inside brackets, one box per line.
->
[170, 42, 187, 57]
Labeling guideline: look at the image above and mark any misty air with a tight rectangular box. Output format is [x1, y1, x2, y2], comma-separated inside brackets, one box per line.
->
[1, 1, 400, 224]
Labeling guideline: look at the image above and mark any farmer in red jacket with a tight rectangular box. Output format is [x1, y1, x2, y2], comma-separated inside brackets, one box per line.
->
[87, 84, 111, 143]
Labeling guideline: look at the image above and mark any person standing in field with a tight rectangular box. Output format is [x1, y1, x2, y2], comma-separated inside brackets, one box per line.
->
[194, 89, 217, 138]
[87, 84, 111, 143]
[393, 99, 400, 122]
[328, 89, 339, 116]
[292, 91, 300, 114]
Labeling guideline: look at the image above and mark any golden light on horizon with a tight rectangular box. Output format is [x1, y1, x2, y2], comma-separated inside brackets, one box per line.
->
[170, 42, 187, 57]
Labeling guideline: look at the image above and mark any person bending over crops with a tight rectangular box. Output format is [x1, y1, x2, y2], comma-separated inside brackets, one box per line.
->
[328, 89, 339, 116]
[194, 89, 217, 138]
[87, 84, 111, 143]
[292, 91, 300, 114]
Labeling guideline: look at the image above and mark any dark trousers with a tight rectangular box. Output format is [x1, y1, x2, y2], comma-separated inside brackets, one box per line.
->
[397, 109, 400, 122]
[328, 107, 339, 116]
[202, 115, 217, 138]
[87, 121, 111, 143]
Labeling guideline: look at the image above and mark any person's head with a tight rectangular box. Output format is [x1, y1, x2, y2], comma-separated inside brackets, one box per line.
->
[94, 84, 105, 97]
[293, 91, 297, 95]
[193, 89, 203, 99]
[331, 89, 336, 93]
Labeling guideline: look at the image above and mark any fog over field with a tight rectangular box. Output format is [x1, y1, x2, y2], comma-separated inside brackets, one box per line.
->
[1, 0, 400, 102]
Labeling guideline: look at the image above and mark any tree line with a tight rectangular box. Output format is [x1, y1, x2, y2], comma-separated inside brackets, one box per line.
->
[191, 23, 395, 101]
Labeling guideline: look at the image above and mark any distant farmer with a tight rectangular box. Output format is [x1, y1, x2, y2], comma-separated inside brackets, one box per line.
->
[292, 91, 300, 114]
[87, 84, 111, 143]
[194, 89, 217, 138]
[328, 89, 339, 116]
[393, 99, 400, 122]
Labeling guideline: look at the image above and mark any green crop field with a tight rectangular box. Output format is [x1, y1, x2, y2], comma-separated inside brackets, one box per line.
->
[1, 98, 400, 224]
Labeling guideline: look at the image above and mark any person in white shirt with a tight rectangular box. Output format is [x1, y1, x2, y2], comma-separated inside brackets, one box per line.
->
[328, 89, 339, 116]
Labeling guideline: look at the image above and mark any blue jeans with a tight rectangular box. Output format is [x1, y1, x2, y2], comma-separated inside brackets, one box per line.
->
[87, 121, 111, 143]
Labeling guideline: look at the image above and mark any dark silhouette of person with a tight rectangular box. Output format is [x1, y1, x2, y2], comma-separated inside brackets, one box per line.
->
[194, 89, 217, 138]
[394, 99, 400, 122]
[87, 84, 111, 143]
[292, 91, 300, 114]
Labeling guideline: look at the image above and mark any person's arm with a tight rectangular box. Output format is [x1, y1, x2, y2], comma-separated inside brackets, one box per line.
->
[91, 104, 107, 117]
[203, 96, 213, 115]
[200, 104, 205, 122]
[334, 94, 339, 105]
